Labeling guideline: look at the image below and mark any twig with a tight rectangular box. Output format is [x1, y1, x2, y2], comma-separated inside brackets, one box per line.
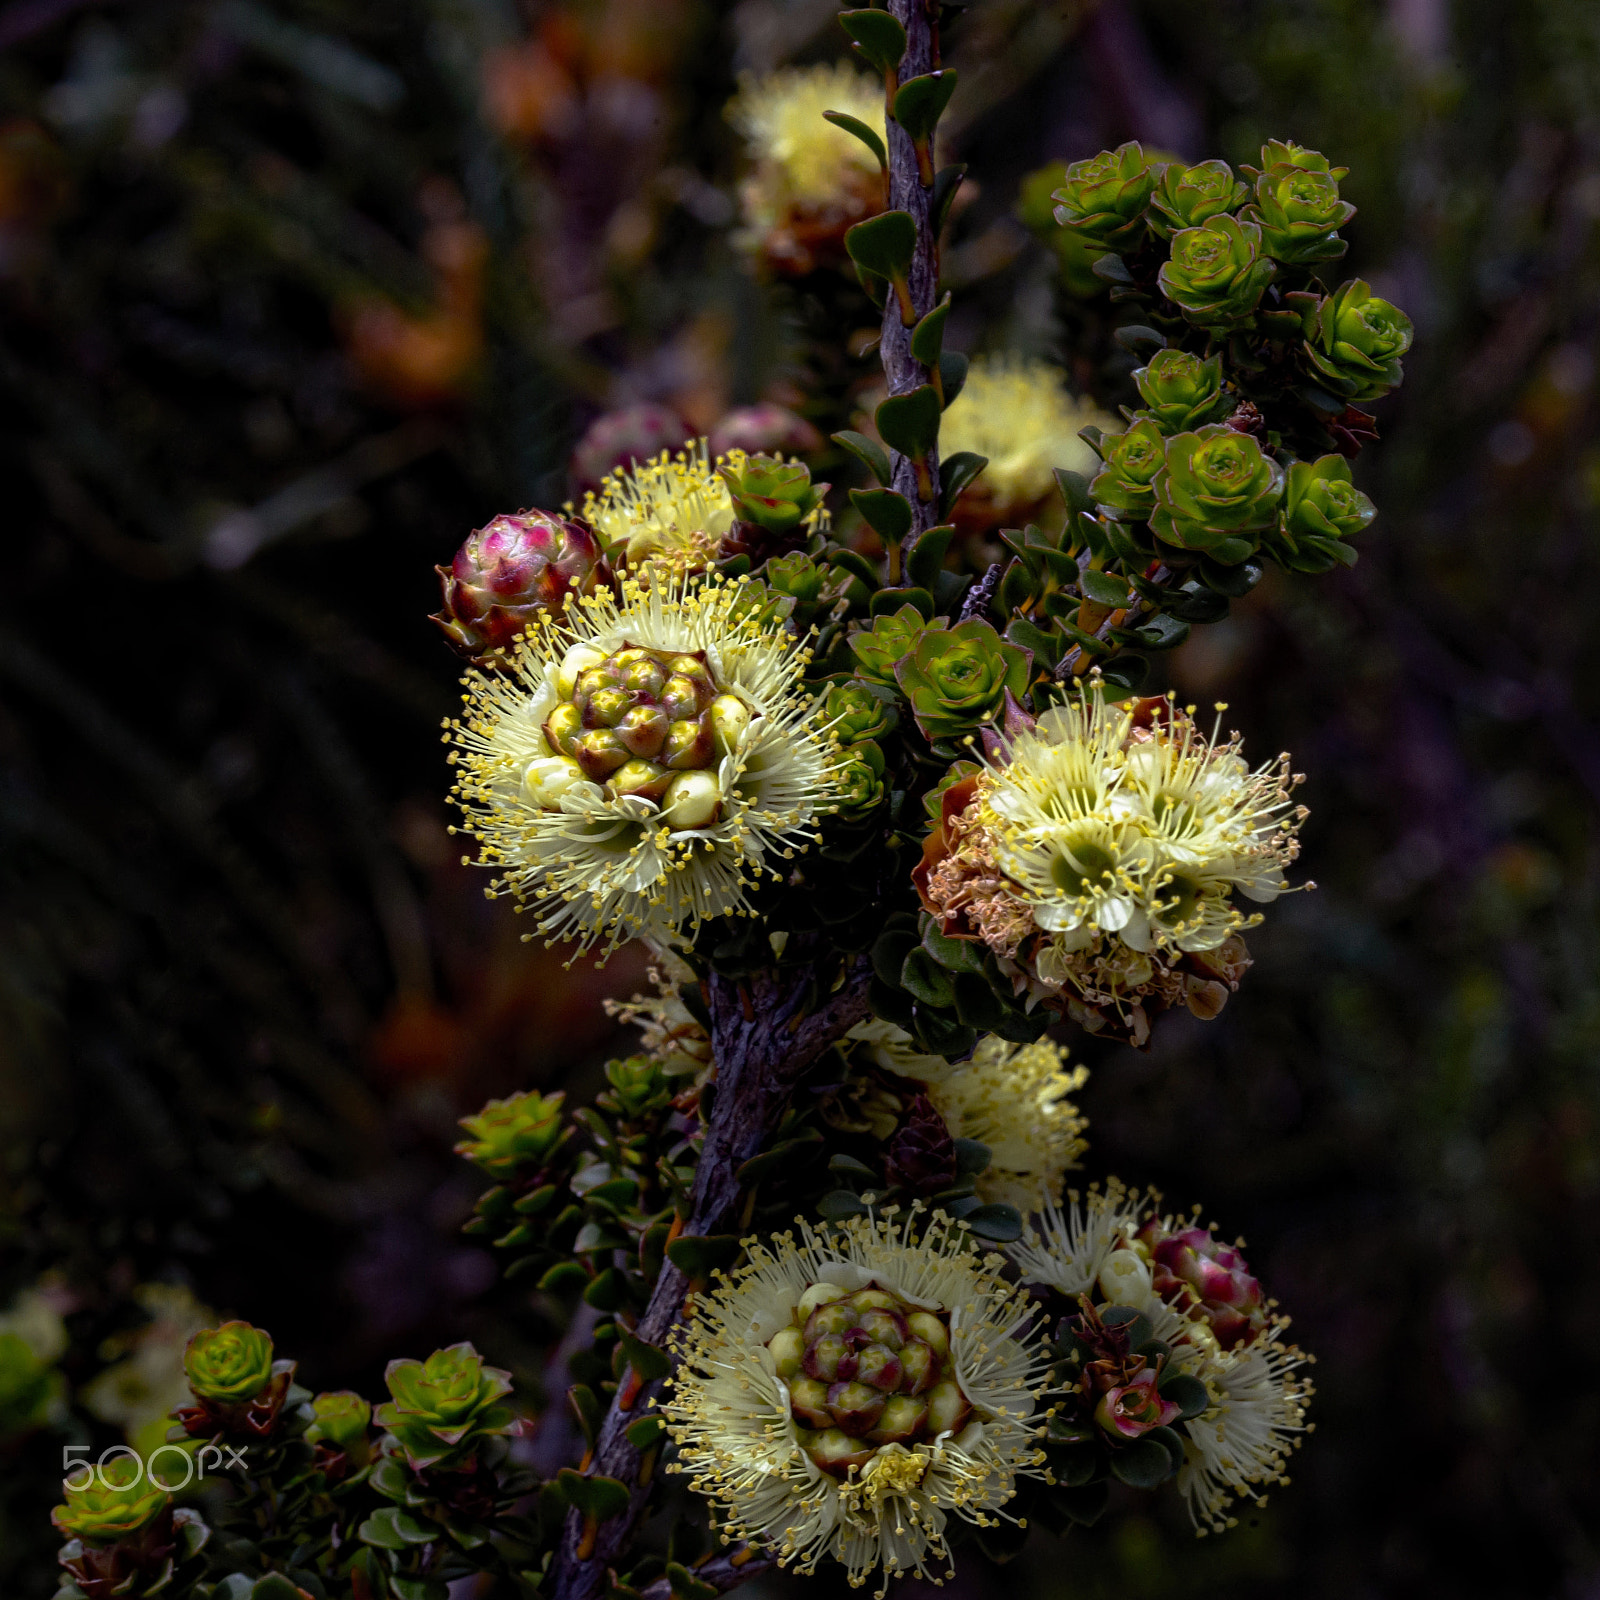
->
[880, 0, 944, 546]
[639, 1548, 775, 1600]
[549, 950, 875, 1600]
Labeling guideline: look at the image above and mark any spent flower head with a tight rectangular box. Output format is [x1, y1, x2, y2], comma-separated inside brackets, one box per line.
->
[1011, 1187, 1311, 1533]
[662, 1211, 1050, 1595]
[447, 574, 844, 958]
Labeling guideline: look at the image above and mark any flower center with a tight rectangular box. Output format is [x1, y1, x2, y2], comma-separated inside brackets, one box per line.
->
[536, 644, 754, 829]
[766, 1282, 971, 1477]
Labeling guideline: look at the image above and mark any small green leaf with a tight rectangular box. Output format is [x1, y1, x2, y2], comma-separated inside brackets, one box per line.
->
[900, 946, 956, 1007]
[616, 1330, 671, 1383]
[962, 1203, 1023, 1242]
[1056, 466, 1095, 513]
[838, 7, 907, 74]
[1079, 569, 1130, 607]
[850, 488, 913, 546]
[1090, 252, 1134, 285]
[1109, 1434, 1178, 1489]
[1099, 654, 1149, 692]
[931, 163, 966, 234]
[1157, 1372, 1211, 1421]
[817, 1188, 872, 1219]
[1004, 616, 1056, 662]
[583, 1267, 627, 1311]
[846, 210, 917, 281]
[939, 350, 969, 407]
[952, 969, 1008, 1030]
[876, 385, 942, 460]
[822, 109, 886, 171]
[736, 1129, 825, 1187]
[832, 429, 893, 486]
[254, 1577, 322, 1600]
[558, 1469, 632, 1523]
[892, 70, 959, 141]
[1131, 612, 1190, 650]
[1197, 555, 1265, 595]
[537, 1260, 590, 1294]
[952, 1137, 991, 1175]
[905, 523, 955, 589]
[920, 917, 987, 974]
[939, 451, 987, 517]
[626, 1414, 667, 1450]
[665, 1233, 743, 1280]
[871, 584, 934, 620]
[909, 298, 950, 365]
[568, 1383, 601, 1449]
[1113, 324, 1167, 353]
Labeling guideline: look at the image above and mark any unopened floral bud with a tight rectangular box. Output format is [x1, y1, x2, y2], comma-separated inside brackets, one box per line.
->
[768, 1327, 806, 1378]
[524, 756, 586, 807]
[709, 694, 751, 756]
[1098, 1246, 1153, 1304]
[558, 642, 608, 698]
[709, 404, 823, 460]
[433, 511, 610, 666]
[1092, 1369, 1181, 1440]
[663, 770, 722, 829]
[925, 1379, 971, 1436]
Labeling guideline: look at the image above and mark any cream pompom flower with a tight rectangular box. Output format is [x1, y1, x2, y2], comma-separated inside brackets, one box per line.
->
[727, 65, 885, 272]
[578, 442, 829, 576]
[1009, 1187, 1313, 1534]
[941, 355, 1118, 529]
[847, 1021, 1089, 1211]
[661, 1212, 1051, 1595]
[446, 575, 842, 958]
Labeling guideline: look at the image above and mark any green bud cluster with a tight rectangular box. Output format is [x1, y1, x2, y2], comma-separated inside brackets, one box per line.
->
[184, 1321, 275, 1405]
[719, 453, 827, 536]
[455, 1088, 568, 1179]
[536, 643, 752, 830]
[768, 1282, 972, 1476]
[52, 1456, 169, 1546]
[375, 1343, 515, 1470]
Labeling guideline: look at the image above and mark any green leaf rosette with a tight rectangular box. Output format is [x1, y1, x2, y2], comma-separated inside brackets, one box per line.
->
[850, 606, 941, 690]
[306, 1390, 373, 1457]
[1129, 349, 1231, 435]
[375, 1342, 515, 1470]
[1148, 426, 1285, 556]
[718, 454, 823, 535]
[184, 1322, 274, 1405]
[1051, 141, 1160, 252]
[1249, 139, 1347, 179]
[455, 1089, 567, 1180]
[824, 680, 898, 745]
[53, 1455, 169, 1546]
[1301, 279, 1414, 402]
[1157, 214, 1276, 329]
[1089, 418, 1168, 520]
[893, 619, 1031, 745]
[834, 741, 888, 816]
[1265, 455, 1375, 572]
[1148, 158, 1249, 238]
[1242, 164, 1355, 265]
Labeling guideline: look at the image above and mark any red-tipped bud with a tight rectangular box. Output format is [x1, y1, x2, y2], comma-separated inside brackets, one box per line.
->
[569, 403, 692, 494]
[432, 510, 610, 666]
[708, 403, 823, 460]
[1145, 1223, 1269, 1349]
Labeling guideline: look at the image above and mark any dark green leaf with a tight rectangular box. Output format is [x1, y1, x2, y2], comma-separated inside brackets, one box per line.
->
[870, 585, 933, 620]
[939, 451, 987, 517]
[829, 1151, 879, 1180]
[1099, 654, 1149, 691]
[931, 163, 967, 234]
[892, 70, 959, 141]
[1197, 556, 1265, 596]
[616, 1330, 671, 1383]
[952, 970, 1007, 1030]
[876, 385, 942, 460]
[850, 488, 913, 546]
[1157, 1372, 1210, 1421]
[665, 1233, 743, 1279]
[921, 918, 988, 974]
[938, 350, 969, 407]
[1090, 252, 1135, 285]
[846, 210, 917, 281]
[817, 1188, 872, 1219]
[568, 1383, 601, 1448]
[832, 429, 893, 486]
[822, 109, 886, 171]
[962, 1203, 1023, 1242]
[1132, 613, 1190, 650]
[1056, 466, 1095, 512]
[905, 523, 955, 589]
[900, 946, 957, 1007]
[736, 1128, 824, 1186]
[537, 1261, 590, 1294]
[909, 298, 950, 365]
[1080, 569, 1131, 607]
[1109, 1435, 1177, 1489]
[838, 8, 907, 74]
[952, 1137, 991, 1175]
[1004, 616, 1057, 663]
[1113, 324, 1167, 353]
[583, 1267, 627, 1311]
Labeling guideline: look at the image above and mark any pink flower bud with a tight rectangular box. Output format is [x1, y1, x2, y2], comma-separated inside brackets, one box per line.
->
[1092, 1369, 1182, 1440]
[432, 511, 610, 665]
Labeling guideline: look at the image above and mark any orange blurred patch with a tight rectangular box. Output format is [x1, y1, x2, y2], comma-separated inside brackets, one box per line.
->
[482, 41, 579, 143]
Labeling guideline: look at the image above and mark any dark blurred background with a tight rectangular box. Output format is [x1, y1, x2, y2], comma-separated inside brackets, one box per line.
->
[3, 0, 1600, 1595]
